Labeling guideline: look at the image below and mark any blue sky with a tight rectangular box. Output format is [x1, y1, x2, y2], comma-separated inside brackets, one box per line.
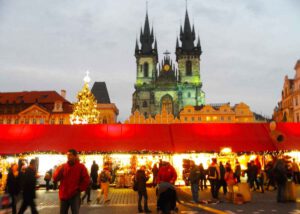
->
[0, 0, 299, 121]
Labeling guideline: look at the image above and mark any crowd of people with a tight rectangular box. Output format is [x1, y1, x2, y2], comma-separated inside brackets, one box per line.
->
[186, 156, 299, 204]
[2, 151, 300, 214]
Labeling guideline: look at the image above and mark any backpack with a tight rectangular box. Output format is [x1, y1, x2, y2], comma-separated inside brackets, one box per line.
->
[208, 166, 218, 180]
[100, 170, 109, 183]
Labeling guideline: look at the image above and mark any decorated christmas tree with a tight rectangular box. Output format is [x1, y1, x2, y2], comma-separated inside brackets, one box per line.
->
[70, 71, 100, 124]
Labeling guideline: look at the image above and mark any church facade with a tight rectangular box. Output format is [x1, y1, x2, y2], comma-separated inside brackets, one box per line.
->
[132, 10, 205, 118]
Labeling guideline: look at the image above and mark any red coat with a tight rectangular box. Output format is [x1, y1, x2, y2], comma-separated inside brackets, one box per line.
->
[157, 164, 177, 184]
[53, 160, 90, 200]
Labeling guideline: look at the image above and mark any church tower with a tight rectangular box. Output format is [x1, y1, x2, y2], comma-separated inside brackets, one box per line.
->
[176, 9, 205, 107]
[132, 11, 158, 117]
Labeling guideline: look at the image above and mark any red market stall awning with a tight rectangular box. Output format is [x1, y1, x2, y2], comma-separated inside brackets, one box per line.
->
[0, 123, 299, 155]
[272, 123, 300, 151]
[171, 123, 277, 153]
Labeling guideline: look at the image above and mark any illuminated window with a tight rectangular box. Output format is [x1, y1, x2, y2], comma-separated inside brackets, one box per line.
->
[191, 117, 194, 121]
[213, 116, 217, 121]
[143, 62, 149, 77]
[186, 60, 192, 76]
[50, 118, 55, 124]
[59, 118, 64, 124]
[206, 116, 211, 121]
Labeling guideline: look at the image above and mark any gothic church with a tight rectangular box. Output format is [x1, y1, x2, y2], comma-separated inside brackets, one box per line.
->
[132, 9, 205, 117]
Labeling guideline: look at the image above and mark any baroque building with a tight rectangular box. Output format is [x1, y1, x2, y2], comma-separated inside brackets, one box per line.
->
[273, 60, 300, 122]
[0, 90, 72, 124]
[132, 9, 205, 118]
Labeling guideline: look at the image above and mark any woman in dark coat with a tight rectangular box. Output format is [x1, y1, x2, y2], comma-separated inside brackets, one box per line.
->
[6, 163, 21, 214]
[135, 166, 151, 213]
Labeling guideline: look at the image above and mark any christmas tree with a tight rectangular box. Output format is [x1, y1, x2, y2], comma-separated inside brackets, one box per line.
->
[70, 71, 100, 124]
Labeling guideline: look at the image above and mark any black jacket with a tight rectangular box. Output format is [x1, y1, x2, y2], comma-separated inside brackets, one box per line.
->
[21, 167, 37, 199]
[136, 170, 148, 192]
[6, 172, 21, 195]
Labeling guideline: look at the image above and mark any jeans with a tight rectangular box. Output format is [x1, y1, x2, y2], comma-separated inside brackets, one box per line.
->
[209, 179, 219, 199]
[138, 191, 149, 211]
[18, 198, 38, 214]
[81, 187, 91, 202]
[191, 183, 199, 202]
[60, 193, 81, 214]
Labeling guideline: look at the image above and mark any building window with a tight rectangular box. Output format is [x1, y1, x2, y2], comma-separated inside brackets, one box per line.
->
[198, 117, 201, 121]
[184, 117, 188, 122]
[191, 117, 194, 121]
[7, 119, 11, 124]
[188, 109, 191, 113]
[32, 119, 36, 124]
[143, 62, 149, 77]
[228, 116, 231, 121]
[206, 116, 211, 121]
[186, 60, 192, 76]
[15, 119, 19, 124]
[25, 119, 29, 124]
[51, 118, 55, 124]
[221, 116, 224, 121]
[59, 118, 64, 124]
[297, 113, 300, 122]
[40, 119, 44, 124]
[161, 95, 173, 114]
[143, 101, 148, 108]
[144, 112, 148, 118]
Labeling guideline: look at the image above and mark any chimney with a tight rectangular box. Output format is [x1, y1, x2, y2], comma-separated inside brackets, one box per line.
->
[61, 90, 66, 99]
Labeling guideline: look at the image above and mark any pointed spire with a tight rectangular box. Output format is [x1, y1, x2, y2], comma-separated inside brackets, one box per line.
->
[179, 8, 196, 51]
[183, 9, 192, 35]
[139, 7, 155, 54]
[143, 11, 151, 37]
[135, 39, 139, 52]
[197, 36, 200, 48]
[154, 39, 157, 50]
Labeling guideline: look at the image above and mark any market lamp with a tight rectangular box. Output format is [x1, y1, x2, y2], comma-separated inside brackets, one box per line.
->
[220, 147, 232, 154]
[270, 121, 284, 143]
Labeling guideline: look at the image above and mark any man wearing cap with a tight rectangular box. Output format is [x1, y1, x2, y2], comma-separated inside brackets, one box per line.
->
[53, 149, 90, 214]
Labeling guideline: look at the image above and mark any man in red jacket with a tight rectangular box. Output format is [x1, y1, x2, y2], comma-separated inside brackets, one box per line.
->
[157, 161, 177, 185]
[53, 149, 90, 214]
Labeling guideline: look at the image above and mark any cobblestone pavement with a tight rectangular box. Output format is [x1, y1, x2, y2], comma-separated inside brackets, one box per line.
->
[13, 185, 300, 214]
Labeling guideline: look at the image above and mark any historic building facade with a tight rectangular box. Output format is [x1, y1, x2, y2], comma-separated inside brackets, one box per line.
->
[274, 60, 300, 122]
[0, 90, 72, 124]
[125, 103, 255, 124]
[132, 10, 205, 118]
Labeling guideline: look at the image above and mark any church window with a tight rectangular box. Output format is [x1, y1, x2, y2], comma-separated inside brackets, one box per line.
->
[186, 61, 192, 76]
[143, 101, 148, 108]
[161, 95, 173, 114]
[143, 62, 149, 77]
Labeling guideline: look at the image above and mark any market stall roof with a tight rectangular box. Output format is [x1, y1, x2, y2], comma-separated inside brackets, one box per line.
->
[0, 123, 299, 155]
[273, 123, 300, 151]
[171, 123, 277, 153]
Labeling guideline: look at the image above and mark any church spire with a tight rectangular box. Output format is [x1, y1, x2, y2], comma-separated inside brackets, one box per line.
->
[139, 9, 154, 54]
[179, 9, 195, 51]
